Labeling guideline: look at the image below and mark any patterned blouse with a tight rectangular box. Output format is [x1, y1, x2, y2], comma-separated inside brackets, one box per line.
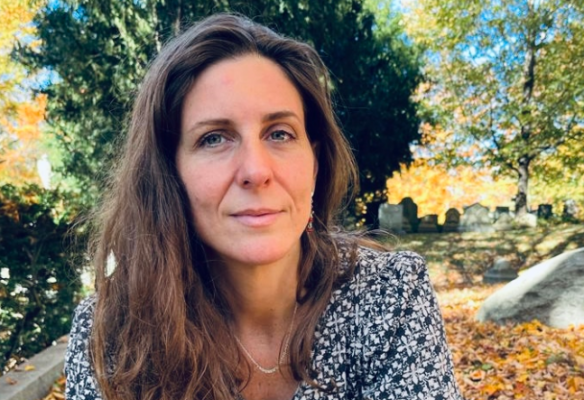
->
[65, 248, 464, 399]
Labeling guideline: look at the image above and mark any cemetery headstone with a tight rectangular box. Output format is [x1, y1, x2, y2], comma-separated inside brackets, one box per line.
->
[495, 206, 510, 220]
[563, 199, 580, 221]
[378, 204, 403, 233]
[483, 258, 518, 283]
[459, 203, 492, 232]
[477, 248, 584, 329]
[493, 213, 514, 231]
[537, 204, 553, 219]
[417, 214, 439, 233]
[399, 197, 419, 233]
[515, 212, 537, 228]
[442, 208, 461, 233]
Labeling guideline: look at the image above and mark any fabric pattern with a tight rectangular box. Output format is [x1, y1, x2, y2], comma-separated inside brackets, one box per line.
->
[65, 248, 464, 399]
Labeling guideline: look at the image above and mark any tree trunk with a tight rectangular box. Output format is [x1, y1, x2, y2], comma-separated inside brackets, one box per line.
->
[515, 5, 536, 217]
[173, 0, 182, 36]
[515, 155, 530, 215]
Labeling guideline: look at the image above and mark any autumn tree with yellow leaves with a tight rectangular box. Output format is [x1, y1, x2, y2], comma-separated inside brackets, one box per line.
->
[0, 0, 46, 185]
[386, 122, 517, 221]
[399, 0, 584, 216]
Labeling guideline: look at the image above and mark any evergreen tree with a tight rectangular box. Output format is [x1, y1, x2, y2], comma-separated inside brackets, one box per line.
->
[21, 0, 422, 225]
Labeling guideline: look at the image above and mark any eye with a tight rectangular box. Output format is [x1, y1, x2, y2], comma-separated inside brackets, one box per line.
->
[200, 132, 227, 148]
[269, 129, 294, 142]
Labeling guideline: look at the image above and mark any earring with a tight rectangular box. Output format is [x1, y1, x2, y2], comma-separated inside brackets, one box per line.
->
[306, 195, 314, 233]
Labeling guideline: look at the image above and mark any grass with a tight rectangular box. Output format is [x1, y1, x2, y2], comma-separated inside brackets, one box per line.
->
[386, 222, 584, 290]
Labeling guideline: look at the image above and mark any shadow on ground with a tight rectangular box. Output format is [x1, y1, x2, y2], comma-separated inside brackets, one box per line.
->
[385, 223, 584, 291]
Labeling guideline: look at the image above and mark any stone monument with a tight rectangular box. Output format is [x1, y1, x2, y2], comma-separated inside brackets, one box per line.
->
[399, 197, 419, 233]
[483, 258, 518, 283]
[417, 214, 439, 233]
[563, 199, 580, 221]
[537, 204, 553, 220]
[378, 203, 403, 233]
[493, 213, 514, 231]
[459, 203, 492, 232]
[476, 248, 584, 329]
[442, 208, 461, 233]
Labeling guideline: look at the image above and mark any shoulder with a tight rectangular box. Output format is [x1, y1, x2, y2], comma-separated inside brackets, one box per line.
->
[305, 248, 443, 396]
[315, 246, 434, 357]
[65, 295, 101, 400]
[334, 246, 430, 309]
[353, 246, 427, 282]
[66, 295, 96, 368]
[69, 295, 97, 339]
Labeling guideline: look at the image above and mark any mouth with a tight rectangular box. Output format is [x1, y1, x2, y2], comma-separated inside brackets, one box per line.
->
[230, 209, 282, 227]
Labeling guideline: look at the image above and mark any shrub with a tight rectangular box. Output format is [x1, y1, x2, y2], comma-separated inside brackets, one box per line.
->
[0, 184, 85, 372]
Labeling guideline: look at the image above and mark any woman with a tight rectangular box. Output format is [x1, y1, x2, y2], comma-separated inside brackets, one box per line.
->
[65, 13, 463, 400]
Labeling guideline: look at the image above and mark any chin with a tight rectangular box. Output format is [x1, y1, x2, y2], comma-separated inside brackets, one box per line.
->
[220, 240, 301, 268]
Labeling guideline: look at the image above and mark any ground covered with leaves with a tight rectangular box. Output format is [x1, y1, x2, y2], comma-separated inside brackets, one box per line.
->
[33, 224, 584, 399]
[395, 224, 584, 399]
[439, 285, 584, 399]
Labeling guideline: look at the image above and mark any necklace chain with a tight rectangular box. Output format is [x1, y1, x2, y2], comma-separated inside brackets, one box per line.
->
[235, 303, 298, 374]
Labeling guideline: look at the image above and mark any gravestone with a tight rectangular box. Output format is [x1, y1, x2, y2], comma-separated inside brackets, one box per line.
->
[459, 203, 492, 232]
[477, 248, 584, 329]
[515, 212, 537, 228]
[563, 199, 580, 221]
[417, 214, 439, 233]
[483, 258, 518, 283]
[537, 204, 553, 219]
[378, 204, 403, 233]
[399, 197, 419, 233]
[443, 208, 461, 233]
[494, 213, 514, 231]
[494, 206, 510, 220]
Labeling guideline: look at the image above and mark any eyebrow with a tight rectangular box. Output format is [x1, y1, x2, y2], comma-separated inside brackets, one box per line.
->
[262, 110, 301, 123]
[185, 111, 302, 135]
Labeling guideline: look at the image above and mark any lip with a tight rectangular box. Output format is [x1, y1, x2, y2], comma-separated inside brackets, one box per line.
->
[230, 208, 282, 227]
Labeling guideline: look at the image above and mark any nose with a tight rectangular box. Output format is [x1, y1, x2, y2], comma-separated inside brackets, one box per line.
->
[235, 140, 273, 189]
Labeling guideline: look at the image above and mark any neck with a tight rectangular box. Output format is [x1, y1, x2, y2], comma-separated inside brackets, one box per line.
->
[210, 248, 301, 333]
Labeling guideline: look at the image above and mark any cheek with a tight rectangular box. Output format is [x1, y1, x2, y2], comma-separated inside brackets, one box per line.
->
[178, 164, 216, 211]
[285, 161, 316, 206]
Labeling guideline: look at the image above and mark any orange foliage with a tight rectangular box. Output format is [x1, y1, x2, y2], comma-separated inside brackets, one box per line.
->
[0, 94, 46, 184]
[438, 285, 584, 399]
[386, 158, 516, 222]
[0, 0, 45, 185]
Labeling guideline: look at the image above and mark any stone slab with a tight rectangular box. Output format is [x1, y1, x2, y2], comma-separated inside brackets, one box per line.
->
[0, 339, 67, 400]
[476, 248, 584, 328]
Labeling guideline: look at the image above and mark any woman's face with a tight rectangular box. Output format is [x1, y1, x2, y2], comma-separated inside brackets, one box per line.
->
[176, 54, 318, 269]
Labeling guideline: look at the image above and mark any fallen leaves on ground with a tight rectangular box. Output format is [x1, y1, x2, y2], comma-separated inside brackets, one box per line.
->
[5, 376, 17, 385]
[437, 284, 584, 399]
[40, 374, 65, 400]
[41, 273, 584, 399]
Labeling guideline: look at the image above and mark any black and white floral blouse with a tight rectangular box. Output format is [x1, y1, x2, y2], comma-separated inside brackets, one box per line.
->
[65, 248, 464, 399]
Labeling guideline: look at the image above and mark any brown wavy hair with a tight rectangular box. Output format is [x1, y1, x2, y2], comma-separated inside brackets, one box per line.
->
[90, 13, 360, 400]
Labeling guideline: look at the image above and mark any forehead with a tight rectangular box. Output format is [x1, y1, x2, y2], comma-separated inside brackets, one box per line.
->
[182, 54, 305, 123]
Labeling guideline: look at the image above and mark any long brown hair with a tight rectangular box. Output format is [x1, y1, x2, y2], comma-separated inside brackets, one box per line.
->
[90, 13, 360, 400]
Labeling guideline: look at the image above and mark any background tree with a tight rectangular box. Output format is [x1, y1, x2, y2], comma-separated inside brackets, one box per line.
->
[386, 123, 516, 222]
[0, 0, 46, 185]
[20, 0, 422, 226]
[402, 0, 584, 215]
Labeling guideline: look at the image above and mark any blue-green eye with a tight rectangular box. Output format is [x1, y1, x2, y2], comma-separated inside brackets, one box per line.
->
[200, 133, 225, 147]
[270, 130, 293, 141]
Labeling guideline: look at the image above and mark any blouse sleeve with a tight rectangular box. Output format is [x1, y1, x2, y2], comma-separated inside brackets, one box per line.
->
[355, 251, 464, 400]
[65, 296, 102, 400]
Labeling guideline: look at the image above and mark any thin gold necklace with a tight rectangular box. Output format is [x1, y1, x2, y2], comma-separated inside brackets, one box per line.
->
[235, 303, 298, 374]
